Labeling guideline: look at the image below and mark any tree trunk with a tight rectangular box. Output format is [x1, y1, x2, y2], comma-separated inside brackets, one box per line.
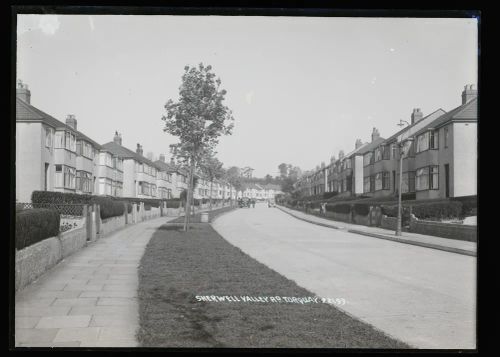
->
[209, 180, 213, 211]
[184, 159, 196, 232]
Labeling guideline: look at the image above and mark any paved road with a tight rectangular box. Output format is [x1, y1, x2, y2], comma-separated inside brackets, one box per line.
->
[212, 203, 476, 349]
[15, 216, 174, 347]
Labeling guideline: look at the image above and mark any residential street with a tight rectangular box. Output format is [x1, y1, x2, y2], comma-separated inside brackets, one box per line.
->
[212, 203, 476, 349]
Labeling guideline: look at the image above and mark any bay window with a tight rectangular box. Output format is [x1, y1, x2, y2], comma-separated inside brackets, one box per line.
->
[364, 152, 372, 166]
[55, 131, 64, 148]
[416, 167, 429, 191]
[430, 166, 439, 189]
[382, 172, 390, 190]
[375, 173, 383, 191]
[363, 177, 370, 193]
[416, 132, 429, 152]
[401, 172, 416, 193]
[45, 127, 53, 148]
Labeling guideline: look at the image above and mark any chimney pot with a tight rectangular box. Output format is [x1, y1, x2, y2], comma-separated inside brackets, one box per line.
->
[16, 79, 31, 104]
[371, 127, 380, 142]
[461, 83, 477, 105]
[411, 108, 424, 124]
[65, 114, 77, 131]
[113, 131, 122, 145]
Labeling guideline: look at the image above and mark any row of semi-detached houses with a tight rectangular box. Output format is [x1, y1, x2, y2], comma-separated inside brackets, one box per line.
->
[15, 81, 238, 203]
[295, 84, 478, 201]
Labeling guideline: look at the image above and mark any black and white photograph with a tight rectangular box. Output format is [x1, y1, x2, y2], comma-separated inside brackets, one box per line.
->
[11, 8, 478, 350]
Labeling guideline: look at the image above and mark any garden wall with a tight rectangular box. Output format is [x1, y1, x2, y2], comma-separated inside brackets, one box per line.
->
[380, 215, 398, 230]
[409, 219, 477, 242]
[99, 215, 126, 236]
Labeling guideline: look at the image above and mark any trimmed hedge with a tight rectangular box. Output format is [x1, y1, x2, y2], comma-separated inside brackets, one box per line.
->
[16, 209, 60, 250]
[91, 196, 125, 220]
[353, 203, 370, 216]
[451, 195, 477, 217]
[166, 200, 181, 209]
[32, 191, 93, 205]
[326, 203, 351, 214]
[381, 201, 462, 221]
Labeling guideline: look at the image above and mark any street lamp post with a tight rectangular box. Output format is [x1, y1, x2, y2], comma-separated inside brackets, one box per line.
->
[396, 119, 412, 236]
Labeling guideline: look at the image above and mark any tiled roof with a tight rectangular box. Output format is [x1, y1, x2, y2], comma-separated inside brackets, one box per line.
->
[412, 98, 477, 138]
[16, 97, 70, 130]
[154, 160, 177, 173]
[17, 97, 102, 149]
[102, 141, 158, 167]
[342, 141, 370, 159]
[355, 137, 386, 155]
[383, 108, 447, 143]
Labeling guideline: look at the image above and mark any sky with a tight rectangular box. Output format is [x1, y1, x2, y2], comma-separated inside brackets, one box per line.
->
[17, 15, 478, 177]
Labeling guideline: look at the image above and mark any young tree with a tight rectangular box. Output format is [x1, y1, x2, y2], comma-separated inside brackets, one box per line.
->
[199, 151, 225, 211]
[162, 63, 234, 231]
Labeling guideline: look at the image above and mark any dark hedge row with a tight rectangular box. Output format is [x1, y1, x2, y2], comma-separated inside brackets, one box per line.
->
[16, 208, 60, 250]
[381, 201, 463, 221]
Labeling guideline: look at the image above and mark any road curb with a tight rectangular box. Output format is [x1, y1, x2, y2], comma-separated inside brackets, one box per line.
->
[277, 206, 476, 257]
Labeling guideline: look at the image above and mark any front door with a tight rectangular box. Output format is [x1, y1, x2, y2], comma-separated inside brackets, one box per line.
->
[444, 164, 450, 197]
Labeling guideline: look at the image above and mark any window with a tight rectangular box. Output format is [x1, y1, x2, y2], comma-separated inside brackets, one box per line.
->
[429, 130, 439, 149]
[382, 145, 390, 160]
[401, 172, 416, 193]
[416, 132, 429, 153]
[364, 177, 370, 193]
[77, 171, 92, 193]
[430, 166, 439, 189]
[391, 143, 397, 159]
[63, 166, 76, 189]
[151, 184, 157, 197]
[375, 173, 383, 191]
[364, 152, 373, 166]
[45, 127, 53, 148]
[370, 175, 375, 193]
[382, 172, 390, 190]
[64, 132, 76, 152]
[416, 167, 429, 191]
[140, 182, 150, 196]
[444, 126, 449, 148]
[55, 131, 64, 148]
[374, 148, 382, 162]
[55, 165, 63, 187]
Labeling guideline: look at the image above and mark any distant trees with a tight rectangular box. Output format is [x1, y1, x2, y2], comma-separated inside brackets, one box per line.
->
[162, 63, 234, 231]
[277, 163, 302, 194]
[199, 150, 225, 211]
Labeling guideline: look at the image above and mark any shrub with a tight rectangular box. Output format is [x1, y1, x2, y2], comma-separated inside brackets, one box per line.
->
[16, 209, 60, 250]
[451, 195, 477, 217]
[323, 192, 338, 200]
[32, 191, 93, 205]
[90, 196, 124, 220]
[166, 200, 181, 209]
[381, 201, 462, 221]
[326, 203, 351, 214]
[353, 203, 370, 216]
[412, 201, 462, 220]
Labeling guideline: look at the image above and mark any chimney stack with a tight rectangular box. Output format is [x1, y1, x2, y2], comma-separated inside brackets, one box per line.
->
[159, 154, 166, 162]
[355, 139, 363, 149]
[371, 127, 380, 142]
[338, 150, 344, 160]
[136, 143, 143, 156]
[65, 114, 77, 130]
[113, 131, 122, 145]
[16, 79, 31, 104]
[462, 84, 477, 105]
[411, 108, 423, 124]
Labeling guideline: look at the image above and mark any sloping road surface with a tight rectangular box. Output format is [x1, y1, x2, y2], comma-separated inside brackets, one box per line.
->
[212, 204, 476, 349]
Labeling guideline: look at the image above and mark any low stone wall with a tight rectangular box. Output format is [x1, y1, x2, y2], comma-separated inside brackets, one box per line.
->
[16, 224, 88, 292]
[60, 226, 87, 258]
[409, 219, 477, 242]
[15, 237, 62, 292]
[99, 215, 126, 236]
[325, 211, 351, 223]
[352, 213, 370, 226]
[380, 215, 398, 230]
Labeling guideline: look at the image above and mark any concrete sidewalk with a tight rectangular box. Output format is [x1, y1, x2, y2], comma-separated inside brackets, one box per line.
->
[15, 215, 177, 348]
[277, 206, 476, 257]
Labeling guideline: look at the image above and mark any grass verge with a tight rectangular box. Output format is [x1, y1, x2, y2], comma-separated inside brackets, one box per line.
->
[137, 208, 409, 348]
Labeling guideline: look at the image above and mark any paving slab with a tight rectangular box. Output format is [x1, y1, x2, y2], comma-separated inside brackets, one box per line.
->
[15, 215, 175, 347]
